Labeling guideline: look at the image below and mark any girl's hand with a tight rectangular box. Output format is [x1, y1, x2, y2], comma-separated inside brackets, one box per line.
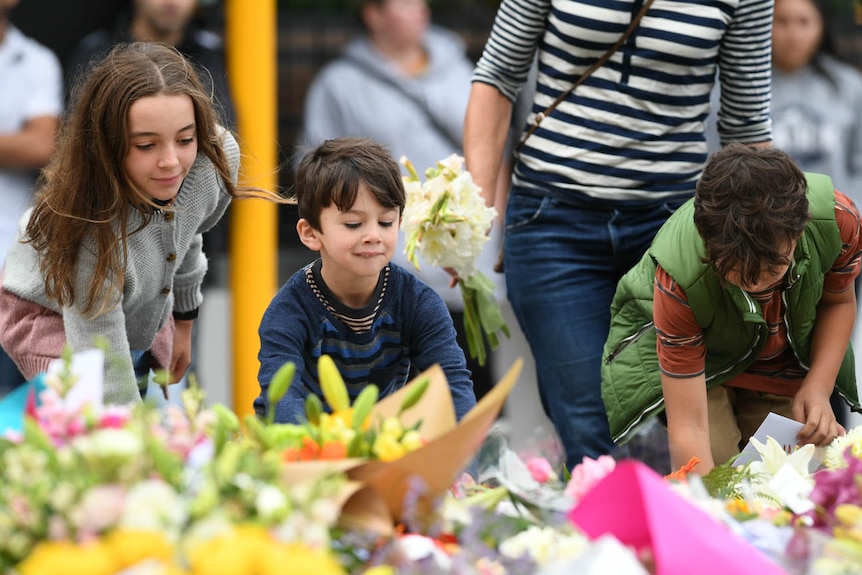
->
[169, 319, 194, 384]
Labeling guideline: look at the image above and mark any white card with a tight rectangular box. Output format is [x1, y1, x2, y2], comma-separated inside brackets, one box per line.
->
[735, 412, 823, 471]
[46, 348, 105, 411]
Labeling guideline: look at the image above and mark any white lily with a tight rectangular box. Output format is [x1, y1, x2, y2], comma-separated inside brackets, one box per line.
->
[743, 436, 815, 514]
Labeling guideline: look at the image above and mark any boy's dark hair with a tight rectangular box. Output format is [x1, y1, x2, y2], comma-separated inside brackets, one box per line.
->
[294, 137, 406, 230]
[694, 143, 810, 287]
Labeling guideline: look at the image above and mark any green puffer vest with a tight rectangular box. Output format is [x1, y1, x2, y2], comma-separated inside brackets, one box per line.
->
[601, 173, 859, 444]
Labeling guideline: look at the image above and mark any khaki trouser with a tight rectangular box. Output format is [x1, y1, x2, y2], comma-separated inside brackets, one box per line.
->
[707, 385, 794, 466]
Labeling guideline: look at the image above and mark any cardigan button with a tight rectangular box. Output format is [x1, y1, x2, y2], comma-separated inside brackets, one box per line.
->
[164, 212, 174, 222]
[161, 287, 171, 295]
[166, 253, 177, 262]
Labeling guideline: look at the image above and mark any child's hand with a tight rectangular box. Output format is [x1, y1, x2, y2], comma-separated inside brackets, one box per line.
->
[169, 319, 194, 384]
[792, 384, 845, 446]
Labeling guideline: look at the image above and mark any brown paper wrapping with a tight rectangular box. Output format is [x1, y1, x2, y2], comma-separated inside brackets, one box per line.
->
[280, 358, 523, 530]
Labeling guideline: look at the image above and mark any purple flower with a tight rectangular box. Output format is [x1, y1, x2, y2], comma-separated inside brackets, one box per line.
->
[804, 448, 862, 528]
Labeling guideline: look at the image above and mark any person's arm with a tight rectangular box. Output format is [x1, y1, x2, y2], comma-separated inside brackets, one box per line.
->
[715, 0, 773, 146]
[256, 280, 310, 423]
[407, 280, 476, 420]
[653, 265, 713, 472]
[796, 192, 862, 444]
[662, 372, 715, 474]
[0, 116, 59, 169]
[793, 286, 854, 445]
[463, 0, 548, 208]
[1, 41, 63, 169]
[463, 83, 513, 209]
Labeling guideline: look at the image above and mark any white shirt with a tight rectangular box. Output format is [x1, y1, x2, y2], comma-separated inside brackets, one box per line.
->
[0, 25, 63, 262]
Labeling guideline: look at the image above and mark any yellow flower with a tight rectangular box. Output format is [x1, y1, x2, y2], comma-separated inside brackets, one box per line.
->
[105, 528, 174, 568]
[17, 540, 116, 575]
[380, 416, 404, 436]
[364, 567, 396, 575]
[373, 432, 406, 462]
[186, 524, 344, 575]
[824, 426, 862, 469]
[259, 542, 346, 575]
[319, 410, 357, 444]
[400, 429, 424, 453]
[187, 525, 271, 575]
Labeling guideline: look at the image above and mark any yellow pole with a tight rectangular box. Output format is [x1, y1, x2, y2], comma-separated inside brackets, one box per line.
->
[225, 0, 278, 417]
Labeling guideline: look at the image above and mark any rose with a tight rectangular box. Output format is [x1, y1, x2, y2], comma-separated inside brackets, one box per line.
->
[564, 455, 616, 506]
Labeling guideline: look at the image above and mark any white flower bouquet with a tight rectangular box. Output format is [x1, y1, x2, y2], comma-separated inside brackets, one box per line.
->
[400, 154, 510, 366]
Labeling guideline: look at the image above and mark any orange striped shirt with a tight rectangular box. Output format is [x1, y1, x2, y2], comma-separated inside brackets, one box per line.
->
[654, 190, 862, 396]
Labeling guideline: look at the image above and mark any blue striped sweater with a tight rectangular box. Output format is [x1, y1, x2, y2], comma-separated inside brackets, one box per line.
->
[473, 0, 773, 204]
[255, 261, 476, 423]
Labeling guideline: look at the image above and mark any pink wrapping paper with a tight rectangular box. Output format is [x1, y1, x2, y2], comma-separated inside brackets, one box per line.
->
[568, 460, 788, 575]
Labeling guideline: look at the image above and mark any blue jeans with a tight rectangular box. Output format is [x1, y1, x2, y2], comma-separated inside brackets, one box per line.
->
[503, 186, 685, 471]
[131, 349, 152, 400]
[0, 346, 27, 398]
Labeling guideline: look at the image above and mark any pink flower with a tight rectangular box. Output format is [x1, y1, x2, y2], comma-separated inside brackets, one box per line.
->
[525, 457, 555, 484]
[98, 407, 131, 429]
[564, 455, 616, 506]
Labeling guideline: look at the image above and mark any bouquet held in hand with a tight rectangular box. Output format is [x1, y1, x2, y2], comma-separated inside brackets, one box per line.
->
[401, 154, 509, 366]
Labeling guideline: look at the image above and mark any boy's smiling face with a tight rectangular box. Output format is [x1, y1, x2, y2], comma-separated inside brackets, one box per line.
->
[297, 183, 401, 298]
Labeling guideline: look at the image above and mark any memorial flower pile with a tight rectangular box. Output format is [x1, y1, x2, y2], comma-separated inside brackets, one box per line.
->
[0, 365, 347, 575]
[8, 348, 862, 574]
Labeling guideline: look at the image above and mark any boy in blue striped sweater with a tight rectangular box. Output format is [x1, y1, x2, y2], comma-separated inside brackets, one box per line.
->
[254, 137, 476, 423]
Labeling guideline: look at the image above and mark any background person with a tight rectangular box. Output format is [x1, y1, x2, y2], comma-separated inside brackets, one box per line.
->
[0, 0, 62, 394]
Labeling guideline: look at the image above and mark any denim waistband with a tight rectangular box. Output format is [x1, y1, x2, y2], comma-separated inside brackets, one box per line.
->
[510, 183, 691, 212]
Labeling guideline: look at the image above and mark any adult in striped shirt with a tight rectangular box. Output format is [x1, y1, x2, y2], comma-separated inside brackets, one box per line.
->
[463, 0, 773, 471]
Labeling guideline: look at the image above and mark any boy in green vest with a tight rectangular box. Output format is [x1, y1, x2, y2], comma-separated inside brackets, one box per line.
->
[602, 144, 862, 475]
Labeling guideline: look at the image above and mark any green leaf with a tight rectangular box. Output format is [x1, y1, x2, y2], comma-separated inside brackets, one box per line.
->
[212, 403, 240, 451]
[267, 362, 296, 424]
[346, 432, 365, 458]
[244, 414, 273, 450]
[352, 384, 378, 430]
[304, 393, 323, 426]
[398, 377, 430, 416]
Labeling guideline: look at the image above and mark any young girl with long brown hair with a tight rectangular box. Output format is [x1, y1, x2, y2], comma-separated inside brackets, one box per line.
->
[0, 42, 283, 403]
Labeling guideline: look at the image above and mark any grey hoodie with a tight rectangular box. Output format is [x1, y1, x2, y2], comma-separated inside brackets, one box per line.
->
[771, 55, 862, 205]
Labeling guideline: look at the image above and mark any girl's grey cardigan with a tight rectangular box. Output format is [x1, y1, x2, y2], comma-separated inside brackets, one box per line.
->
[1, 131, 239, 403]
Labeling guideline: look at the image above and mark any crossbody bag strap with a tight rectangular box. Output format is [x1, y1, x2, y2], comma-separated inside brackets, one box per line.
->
[343, 54, 463, 153]
[517, 0, 657, 153]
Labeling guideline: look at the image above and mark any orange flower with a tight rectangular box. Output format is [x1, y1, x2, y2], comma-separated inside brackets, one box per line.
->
[319, 441, 347, 460]
[283, 437, 348, 462]
[725, 499, 751, 516]
[284, 436, 322, 462]
[665, 456, 701, 481]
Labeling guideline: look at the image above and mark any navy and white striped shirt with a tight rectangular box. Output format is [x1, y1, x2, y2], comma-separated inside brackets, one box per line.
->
[473, 0, 773, 204]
